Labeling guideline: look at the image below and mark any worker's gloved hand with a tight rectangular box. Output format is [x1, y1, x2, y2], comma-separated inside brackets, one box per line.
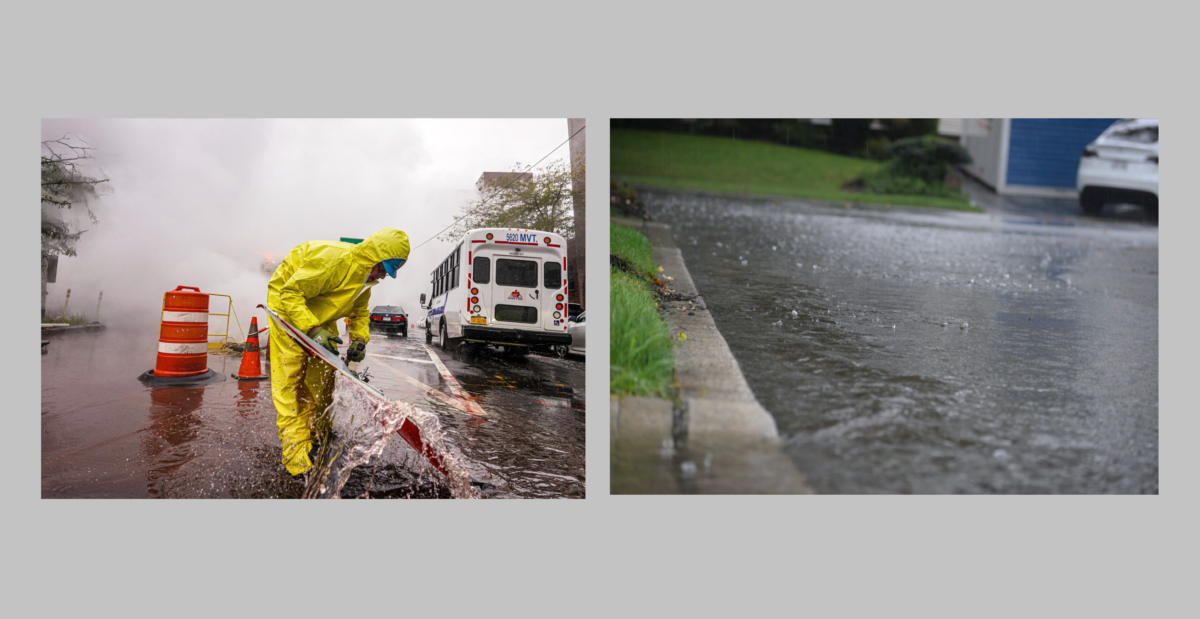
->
[308, 326, 343, 354]
[347, 337, 366, 362]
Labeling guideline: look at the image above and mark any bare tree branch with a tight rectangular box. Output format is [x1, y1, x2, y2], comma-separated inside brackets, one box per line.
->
[41, 135, 109, 258]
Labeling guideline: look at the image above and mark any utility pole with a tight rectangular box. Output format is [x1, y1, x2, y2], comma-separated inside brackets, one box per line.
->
[567, 119, 586, 309]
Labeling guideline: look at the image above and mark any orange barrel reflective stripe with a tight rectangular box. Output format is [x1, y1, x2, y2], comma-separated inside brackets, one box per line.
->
[152, 286, 210, 377]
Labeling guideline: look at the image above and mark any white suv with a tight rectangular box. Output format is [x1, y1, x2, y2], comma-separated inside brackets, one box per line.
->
[1077, 119, 1158, 221]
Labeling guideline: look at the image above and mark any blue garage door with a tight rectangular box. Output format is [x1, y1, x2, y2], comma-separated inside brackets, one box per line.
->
[1006, 119, 1120, 189]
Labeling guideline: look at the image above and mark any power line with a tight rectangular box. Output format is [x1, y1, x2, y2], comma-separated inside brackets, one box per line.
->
[413, 122, 585, 250]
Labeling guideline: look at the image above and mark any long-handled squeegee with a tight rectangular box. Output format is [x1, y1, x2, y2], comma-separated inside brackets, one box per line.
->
[259, 305, 448, 477]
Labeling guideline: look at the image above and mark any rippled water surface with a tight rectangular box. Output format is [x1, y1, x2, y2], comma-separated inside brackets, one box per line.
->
[648, 190, 1158, 493]
[41, 327, 585, 498]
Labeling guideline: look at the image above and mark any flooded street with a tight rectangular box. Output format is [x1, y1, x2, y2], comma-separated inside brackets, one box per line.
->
[41, 325, 585, 498]
[646, 189, 1157, 493]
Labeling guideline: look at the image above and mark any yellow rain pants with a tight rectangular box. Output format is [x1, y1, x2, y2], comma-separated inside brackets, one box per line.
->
[266, 227, 411, 475]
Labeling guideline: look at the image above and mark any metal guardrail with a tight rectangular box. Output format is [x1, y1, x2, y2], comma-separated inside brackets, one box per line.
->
[156, 291, 245, 351]
[206, 293, 244, 350]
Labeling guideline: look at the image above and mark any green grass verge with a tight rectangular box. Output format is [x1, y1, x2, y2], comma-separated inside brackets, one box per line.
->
[611, 267, 674, 397]
[612, 129, 982, 212]
[41, 313, 93, 325]
[611, 224, 674, 398]
[610, 224, 657, 277]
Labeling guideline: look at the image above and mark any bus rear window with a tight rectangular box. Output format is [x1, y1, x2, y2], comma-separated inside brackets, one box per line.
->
[544, 261, 562, 289]
[495, 305, 538, 324]
[496, 259, 537, 288]
[473, 257, 490, 284]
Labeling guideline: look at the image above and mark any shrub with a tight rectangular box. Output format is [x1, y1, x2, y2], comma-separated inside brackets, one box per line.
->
[860, 136, 972, 197]
[865, 137, 893, 161]
[610, 180, 650, 219]
[882, 119, 940, 140]
[889, 136, 973, 183]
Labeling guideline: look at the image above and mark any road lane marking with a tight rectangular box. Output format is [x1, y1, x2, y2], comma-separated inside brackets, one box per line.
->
[367, 353, 436, 365]
[369, 363, 487, 417]
[423, 344, 487, 416]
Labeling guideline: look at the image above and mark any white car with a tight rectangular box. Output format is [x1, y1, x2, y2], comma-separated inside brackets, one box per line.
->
[554, 312, 586, 358]
[1077, 119, 1158, 220]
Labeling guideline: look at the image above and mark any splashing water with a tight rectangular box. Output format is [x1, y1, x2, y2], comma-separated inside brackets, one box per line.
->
[304, 374, 477, 499]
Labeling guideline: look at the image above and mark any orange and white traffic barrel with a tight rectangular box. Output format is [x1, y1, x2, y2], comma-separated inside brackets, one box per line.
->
[138, 286, 226, 386]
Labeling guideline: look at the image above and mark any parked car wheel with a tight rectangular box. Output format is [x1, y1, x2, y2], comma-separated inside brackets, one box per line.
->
[425, 321, 433, 343]
[1080, 188, 1104, 215]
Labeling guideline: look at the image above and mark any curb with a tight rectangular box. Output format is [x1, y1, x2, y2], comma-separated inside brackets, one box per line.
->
[620, 183, 985, 215]
[41, 323, 107, 333]
[611, 216, 811, 494]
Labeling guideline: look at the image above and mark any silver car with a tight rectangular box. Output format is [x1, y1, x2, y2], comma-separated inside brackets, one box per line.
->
[554, 312, 586, 358]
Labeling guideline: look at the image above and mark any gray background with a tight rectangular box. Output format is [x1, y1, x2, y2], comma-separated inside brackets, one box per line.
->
[9, 4, 1192, 617]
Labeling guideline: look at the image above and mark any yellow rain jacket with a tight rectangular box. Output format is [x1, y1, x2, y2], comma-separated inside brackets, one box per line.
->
[266, 227, 410, 475]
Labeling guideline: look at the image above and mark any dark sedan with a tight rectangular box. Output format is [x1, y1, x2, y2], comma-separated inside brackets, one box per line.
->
[369, 305, 408, 337]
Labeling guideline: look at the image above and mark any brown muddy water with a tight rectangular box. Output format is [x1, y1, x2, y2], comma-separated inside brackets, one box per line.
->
[41, 327, 585, 498]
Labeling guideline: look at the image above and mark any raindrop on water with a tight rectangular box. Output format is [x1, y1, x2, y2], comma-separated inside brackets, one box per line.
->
[680, 461, 697, 478]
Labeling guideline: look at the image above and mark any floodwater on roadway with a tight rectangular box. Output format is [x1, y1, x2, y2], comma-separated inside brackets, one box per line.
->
[647, 190, 1157, 494]
[41, 326, 585, 498]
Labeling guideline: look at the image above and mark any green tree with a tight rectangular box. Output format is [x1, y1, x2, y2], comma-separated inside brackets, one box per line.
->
[441, 160, 576, 241]
[41, 136, 110, 315]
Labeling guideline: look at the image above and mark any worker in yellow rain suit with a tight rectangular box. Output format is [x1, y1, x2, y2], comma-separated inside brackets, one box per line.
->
[266, 228, 410, 476]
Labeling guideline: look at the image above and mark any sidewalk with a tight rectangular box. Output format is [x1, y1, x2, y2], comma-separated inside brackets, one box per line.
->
[611, 216, 811, 494]
[41, 323, 107, 333]
[958, 172, 1081, 218]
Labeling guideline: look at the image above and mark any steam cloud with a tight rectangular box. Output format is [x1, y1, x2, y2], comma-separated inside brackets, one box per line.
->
[39, 118, 571, 342]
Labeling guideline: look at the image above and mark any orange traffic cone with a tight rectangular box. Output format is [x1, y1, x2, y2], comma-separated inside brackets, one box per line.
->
[233, 317, 268, 380]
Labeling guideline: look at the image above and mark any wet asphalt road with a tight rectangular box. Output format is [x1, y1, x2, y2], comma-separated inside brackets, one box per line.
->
[358, 326, 586, 498]
[40, 323, 585, 498]
[645, 188, 1157, 494]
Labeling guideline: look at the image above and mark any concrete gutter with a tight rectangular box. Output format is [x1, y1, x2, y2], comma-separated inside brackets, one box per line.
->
[611, 216, 811, 494]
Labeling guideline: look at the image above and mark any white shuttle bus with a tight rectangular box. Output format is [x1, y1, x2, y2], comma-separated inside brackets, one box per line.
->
[420, 228, 571, 355]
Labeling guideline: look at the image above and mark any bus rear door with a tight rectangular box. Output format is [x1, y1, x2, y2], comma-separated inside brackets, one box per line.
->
[488, 254, 543, 331]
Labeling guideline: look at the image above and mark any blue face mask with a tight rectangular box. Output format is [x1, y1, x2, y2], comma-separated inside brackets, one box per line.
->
[381, 258, 406, 278]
